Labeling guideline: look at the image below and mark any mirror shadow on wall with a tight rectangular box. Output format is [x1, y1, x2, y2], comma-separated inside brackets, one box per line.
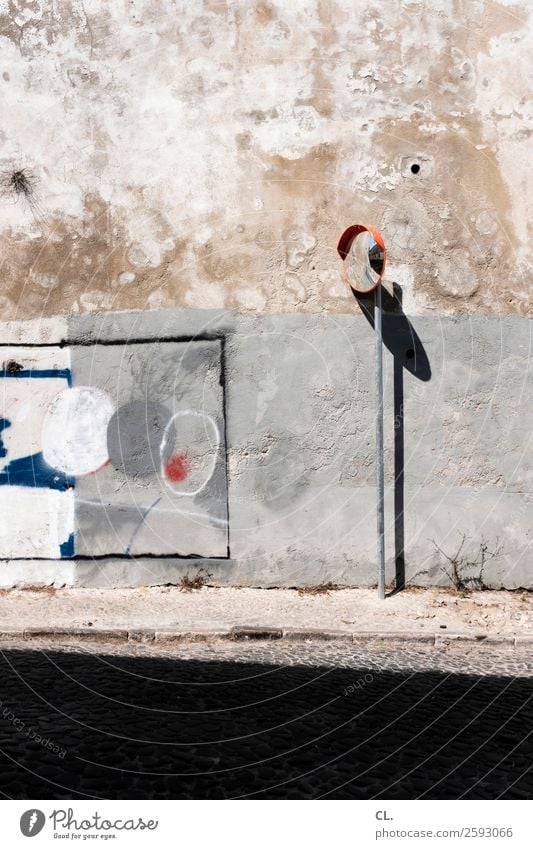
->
[353, 283, 432, 594]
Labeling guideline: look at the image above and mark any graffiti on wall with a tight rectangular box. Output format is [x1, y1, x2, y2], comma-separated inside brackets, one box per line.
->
[0, 341, 228, 559]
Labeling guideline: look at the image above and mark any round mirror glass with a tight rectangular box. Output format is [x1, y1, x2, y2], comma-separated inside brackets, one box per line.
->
[346, 231, 385, 293]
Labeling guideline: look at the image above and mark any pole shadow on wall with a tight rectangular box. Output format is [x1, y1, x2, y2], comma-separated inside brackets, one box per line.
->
[353, 284, 431, 594]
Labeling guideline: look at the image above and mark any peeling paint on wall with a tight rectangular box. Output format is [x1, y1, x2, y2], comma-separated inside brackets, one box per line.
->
[0, 0, 530, 318]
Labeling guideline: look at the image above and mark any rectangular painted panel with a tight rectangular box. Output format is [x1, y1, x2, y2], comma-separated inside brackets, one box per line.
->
[0, 341, 228, 558]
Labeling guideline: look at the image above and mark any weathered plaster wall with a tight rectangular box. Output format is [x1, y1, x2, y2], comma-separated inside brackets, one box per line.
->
[0, 0, 531, 318]
[0, 2, 530, 590]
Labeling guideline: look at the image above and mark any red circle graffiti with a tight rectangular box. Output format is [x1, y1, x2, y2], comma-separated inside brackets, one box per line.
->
[165, 453, 189, 482]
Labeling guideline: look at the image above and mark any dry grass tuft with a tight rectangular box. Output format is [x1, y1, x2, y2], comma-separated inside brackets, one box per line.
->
[178, 569, 213, 593]
[297, 582, 340, 596]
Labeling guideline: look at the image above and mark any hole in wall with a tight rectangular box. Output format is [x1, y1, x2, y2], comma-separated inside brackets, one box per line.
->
[410, 163, 420, 175]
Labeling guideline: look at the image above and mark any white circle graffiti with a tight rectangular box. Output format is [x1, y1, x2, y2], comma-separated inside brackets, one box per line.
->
[160, 410, 220, 496]
[42, 387, 115, 477]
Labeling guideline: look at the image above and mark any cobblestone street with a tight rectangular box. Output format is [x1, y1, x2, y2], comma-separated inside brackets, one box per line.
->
[0, 640, 531, 800]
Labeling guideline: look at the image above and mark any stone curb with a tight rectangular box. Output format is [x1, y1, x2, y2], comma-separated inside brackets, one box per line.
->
[155, 628, 232, 642]
[232, 627, 283, 640]
[22, 627, 130, 642]
[352, 631, 435, 643]
[0, 627, 526, 647]
[283, 628, 353, 641]
[434, 633, 515, 646]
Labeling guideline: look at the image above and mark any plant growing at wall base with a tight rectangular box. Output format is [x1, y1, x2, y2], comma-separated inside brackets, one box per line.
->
[431, 532, 503, 593]
[178, 569, 213, 592]
[297, 582, 340, 596]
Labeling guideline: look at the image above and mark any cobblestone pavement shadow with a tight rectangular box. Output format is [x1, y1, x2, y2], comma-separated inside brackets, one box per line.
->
[0, 647, 531, 799]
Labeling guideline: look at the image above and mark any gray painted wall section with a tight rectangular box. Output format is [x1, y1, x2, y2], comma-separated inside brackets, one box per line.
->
[0, 307, 530, 589]
[71, 340, 228, 557]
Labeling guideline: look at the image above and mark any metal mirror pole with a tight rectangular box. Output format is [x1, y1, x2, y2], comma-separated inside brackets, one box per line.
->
[375, 281, 385, 599]
[337, 223, 388, 598]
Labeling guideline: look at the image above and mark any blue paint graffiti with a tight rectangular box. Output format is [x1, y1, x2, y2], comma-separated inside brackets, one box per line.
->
[0, 368, 72, 385]
[0, 451, 75, 491]
[59, 533, 75, 558]
[0, 368, 75, 558]
[0, 418, 9, 458]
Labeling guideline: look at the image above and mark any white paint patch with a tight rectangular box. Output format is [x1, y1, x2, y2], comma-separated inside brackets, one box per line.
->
[0, 378, 70, 467]
[184, 278, 226, 309]
[475, 211, 498, 236]
[79, 292, 114, 312]
[234, 288, 267, 311]
[0, 319, 69, 346]
[0, 344, 69, 371]
[255, 370, 278, 427]
[0, 486, 74, 559]
[383, 262, 430, 314]
[42, 387, 115, 477]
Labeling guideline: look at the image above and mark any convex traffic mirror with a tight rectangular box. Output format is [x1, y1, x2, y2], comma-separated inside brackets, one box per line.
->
[337, 224, 386, 293]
